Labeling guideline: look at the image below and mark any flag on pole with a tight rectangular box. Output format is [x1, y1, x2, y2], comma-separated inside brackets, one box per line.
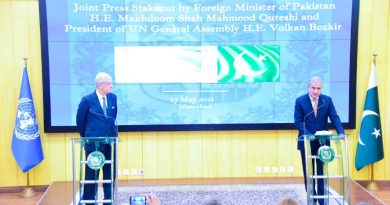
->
[355, 60, 384, 171]
[12, 65, 44, 173]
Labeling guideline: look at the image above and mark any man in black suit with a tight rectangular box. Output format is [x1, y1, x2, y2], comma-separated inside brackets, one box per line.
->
[294, 76, 344, 205]
[76, 72, 117, 204]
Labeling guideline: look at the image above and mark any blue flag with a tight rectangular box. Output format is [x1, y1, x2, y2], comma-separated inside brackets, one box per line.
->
[12, 66, 44, 173]
[355, 61, 384, 171]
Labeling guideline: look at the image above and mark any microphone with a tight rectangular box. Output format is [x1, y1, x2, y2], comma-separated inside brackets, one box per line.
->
[302, 99, 326, 139]
[88, 108, 120, 188]
[89, 109, 119, 136]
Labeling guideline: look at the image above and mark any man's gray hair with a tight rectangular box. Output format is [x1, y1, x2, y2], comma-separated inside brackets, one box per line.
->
[95, 72, 112, 87]
[308, 76, 322, 87]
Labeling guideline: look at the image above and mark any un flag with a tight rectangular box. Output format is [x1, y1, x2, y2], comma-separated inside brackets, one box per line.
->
[12, 66, 44, 173]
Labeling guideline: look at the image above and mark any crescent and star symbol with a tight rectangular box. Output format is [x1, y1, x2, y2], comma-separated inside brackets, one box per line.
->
[358, 110, 381, 146]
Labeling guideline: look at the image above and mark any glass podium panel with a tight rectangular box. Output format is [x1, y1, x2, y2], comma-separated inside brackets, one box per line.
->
[71, 137, 119, 205]
[302, 134, 350, 205]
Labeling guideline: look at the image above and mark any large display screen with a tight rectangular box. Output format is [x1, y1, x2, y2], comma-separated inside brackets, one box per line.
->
[39, 0, 358, 132]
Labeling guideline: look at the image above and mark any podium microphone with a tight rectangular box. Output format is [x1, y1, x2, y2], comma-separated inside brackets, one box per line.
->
[302, 99, 326, 138]
[89, 109, 119, 136]
[88, 108, 119, 193]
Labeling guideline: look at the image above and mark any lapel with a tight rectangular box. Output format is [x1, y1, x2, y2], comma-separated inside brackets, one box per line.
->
[316, 95, 324, 117]
[106, 94, 111, 116]
[92, 92, 105, 115]
[305, 94, 315, 114]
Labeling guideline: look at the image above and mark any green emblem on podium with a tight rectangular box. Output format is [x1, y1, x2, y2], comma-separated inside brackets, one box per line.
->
[87, 151, 105, 170]
[318, 146, 335, 163]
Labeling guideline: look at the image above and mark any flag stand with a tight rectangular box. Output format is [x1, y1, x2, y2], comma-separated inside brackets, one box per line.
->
[19, 170, 37, 198]
[364, 164, 380, 191]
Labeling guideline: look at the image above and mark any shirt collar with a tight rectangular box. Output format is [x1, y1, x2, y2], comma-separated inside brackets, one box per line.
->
[96, 90, 106, 99]
[309, 94, 319, 102]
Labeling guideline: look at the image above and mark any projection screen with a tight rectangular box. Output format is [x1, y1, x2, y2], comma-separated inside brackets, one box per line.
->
[39, 0, 359, 132]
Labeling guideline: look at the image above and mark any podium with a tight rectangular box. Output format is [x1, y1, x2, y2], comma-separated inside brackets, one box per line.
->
[303, 134, 350, 205]
[71, 137, 119, 205]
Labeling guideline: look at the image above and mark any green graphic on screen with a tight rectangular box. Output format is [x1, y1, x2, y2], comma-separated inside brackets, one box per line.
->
[217, 45, 280, 83]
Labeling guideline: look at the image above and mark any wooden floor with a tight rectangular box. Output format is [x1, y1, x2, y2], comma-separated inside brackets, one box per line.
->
[356, 180, 390, 204]
[0, 178, 388, 204]
[0, 186, 47, 205]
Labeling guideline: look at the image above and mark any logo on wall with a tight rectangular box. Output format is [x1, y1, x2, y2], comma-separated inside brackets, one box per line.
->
[87, 151, 106, 170]
[14, 98, 40, 140]
[318, 146, 335, 163]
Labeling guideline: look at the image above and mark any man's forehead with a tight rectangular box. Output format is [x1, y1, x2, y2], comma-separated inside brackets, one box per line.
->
[99, 80, 112, 84]
[309, 82, 322, 88]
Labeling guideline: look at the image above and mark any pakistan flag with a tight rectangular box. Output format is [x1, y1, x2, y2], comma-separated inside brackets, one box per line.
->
[355, 62, 384, 171]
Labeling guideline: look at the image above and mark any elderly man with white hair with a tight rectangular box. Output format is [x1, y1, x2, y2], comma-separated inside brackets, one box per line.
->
[76, 72, 118, 204]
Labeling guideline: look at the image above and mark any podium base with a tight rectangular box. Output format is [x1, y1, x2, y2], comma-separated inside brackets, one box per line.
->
[19, 187, 37, 198]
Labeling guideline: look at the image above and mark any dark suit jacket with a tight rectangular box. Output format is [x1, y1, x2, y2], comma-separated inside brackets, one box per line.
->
[76, 91, 118, 150]
[294, 94, 344, 150]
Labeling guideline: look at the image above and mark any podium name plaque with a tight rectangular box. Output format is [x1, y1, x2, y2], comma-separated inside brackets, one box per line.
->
[71, 137, 119, 205]
[303, 134, 350, 205]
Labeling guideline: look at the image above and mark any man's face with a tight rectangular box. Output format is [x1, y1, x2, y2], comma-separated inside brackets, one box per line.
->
[98, 81, 113, 95]
[308, 81, 322, 99]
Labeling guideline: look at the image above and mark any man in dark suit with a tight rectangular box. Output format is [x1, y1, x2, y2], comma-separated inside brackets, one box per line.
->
[294, 76, 344, 205]
[76, 72, 118, 204]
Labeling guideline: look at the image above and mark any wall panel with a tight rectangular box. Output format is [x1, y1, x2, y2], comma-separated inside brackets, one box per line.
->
[1, 0, 390, 187]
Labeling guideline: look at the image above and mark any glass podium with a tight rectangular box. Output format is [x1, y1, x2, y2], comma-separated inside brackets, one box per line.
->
[302, 134, 350, 205]
[71, 137, 119, 205]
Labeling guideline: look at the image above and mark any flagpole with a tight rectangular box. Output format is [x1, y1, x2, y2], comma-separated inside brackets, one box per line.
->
[18, 57, 37, 198]
[23, 56, 28, 67]
[364, 53, 380, 191]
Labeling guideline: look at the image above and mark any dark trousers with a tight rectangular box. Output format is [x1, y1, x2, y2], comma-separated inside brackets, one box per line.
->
[300, 142, 326, 205]
[82, 145, 116, 205]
